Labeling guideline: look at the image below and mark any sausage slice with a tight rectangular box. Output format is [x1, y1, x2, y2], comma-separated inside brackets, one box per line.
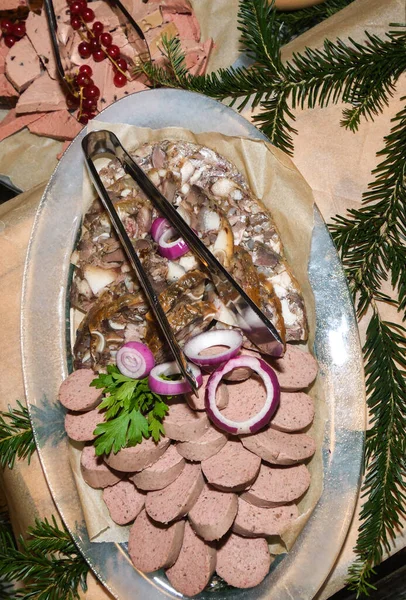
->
[104, 437, 170, 472]
[186, 373, 228, 411]
[58, 369, 102, 412]
[270, 391, 314, 432]
[130, 445, 185, 491]
[220, 375, 265, 422]
[241, 463, 310, 507]
[164, 399, 209, 441]
[216, 533, 272, 588]
[145, 462, 204, 524]
[240, 427, 315, 465]
[128, 509, 185, 573]
[80, 445, 122, 489]
[166, 522, 216, 596]
[176, 425, 228, 462]
[201, 440, 261, 492]
[64, 407, 103, 442]
[102, 480, 146, 525]
[267, 345, 318, 391]
[233, 497, 299, 537]
[188, 483, 238, 541]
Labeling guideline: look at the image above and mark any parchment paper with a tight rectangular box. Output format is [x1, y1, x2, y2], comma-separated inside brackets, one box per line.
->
[69, 120, 325, 556]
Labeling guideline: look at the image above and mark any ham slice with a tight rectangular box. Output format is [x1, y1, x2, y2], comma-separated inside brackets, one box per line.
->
[5, 37, 41, 92]
[0, 108, 45, 141]
[16, 73, 67, 114]
[25, 10, 57, 79]
[28, 110, 83, 141]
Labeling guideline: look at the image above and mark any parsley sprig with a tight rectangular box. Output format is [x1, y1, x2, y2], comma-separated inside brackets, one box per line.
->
[90, 365, 169, 456]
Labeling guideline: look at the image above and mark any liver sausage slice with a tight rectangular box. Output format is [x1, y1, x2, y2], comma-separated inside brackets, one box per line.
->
[104, 437, 170, 472]
[241, 463, 310, 507]
[58, 369, 102, 412]
[163, 399, 209, 441]
[145, 462, 204, 524]
[233, 497, 299, 537]
[240, 427, 315, 465]
[186, 372, 228, 411]
[25, 10, 57, 78]
[28, 110, 82, 141]
[64, 407, 103, 442]
[216, 533, 272, 588]
[270, 391, 314, 432]
[80, 445, 122, 489]
[15, 73, 67, 114]
[130, 445, 185, 491]
[128, 509, 185, 573]
[0, 109, 45, 142]
[267, 345, 318, 391]
[166, 522, 216, 596]
[102, 480, 146, 525]
[201, 440, 261, 492]
[188, 483, 238, 541]
[220, 375, 265, 422]
[5, 37, 41, 92]
[176, 424, 228, 462]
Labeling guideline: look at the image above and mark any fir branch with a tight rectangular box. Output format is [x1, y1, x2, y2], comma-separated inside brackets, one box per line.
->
[0, 401, 36, 469]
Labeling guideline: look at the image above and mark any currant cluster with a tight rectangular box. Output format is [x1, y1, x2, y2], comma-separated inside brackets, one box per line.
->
[66, 64, 102, 124]
[0, 18, 26, 48]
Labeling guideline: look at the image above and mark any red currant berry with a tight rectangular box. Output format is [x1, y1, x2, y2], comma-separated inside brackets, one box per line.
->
[81, 7, 94, 23]
[83, 84, 100, 100]
[92, 21, 103, 35]
[70, 15, 81, 30]
[79, 64, 93, 76]
[114, 57, 127, 72]
[89, 38, 100, 52]
[70, 1, 83, 14]
[113, 72, 127, 88]
[78, 41, 91, 58]
[92, 49, 106, 62]
[4, 35, 17, 48]
[66, 93, 80, 108]
[78, 112, 91, 125]
[82, 97, 97, 111]
[76, 72, 92, 87]
[0, 19, 13, 35]
[12, 22, 25, 38]
[107, 44, 120, 59]
[99, 32, 112, 47]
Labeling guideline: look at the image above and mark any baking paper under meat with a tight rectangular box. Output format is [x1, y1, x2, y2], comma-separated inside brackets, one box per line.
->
[69, 121, 326, 555]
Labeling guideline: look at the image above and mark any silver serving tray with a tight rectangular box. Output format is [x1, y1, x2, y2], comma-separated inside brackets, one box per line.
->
[21, 89, 365, 600]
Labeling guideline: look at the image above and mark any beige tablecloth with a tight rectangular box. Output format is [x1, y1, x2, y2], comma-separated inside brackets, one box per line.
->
[1, 0, 405, 597]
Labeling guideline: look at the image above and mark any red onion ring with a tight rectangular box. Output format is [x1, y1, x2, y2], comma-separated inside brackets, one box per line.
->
[151, 217, 171, 243]
[157, 227, 189, 260]
[149, 361, 203, 396]
[116, 341, 155, 379]
[184, 329, 243, 367]
[205, 356, 280, 434]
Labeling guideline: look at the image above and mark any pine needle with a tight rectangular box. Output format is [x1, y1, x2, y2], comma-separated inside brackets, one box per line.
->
[0, 401, 36, 469]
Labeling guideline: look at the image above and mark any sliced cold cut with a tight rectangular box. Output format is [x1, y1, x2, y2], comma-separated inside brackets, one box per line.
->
[176, 425, 228, 462]
[241, 464, 310, 507]
[165, 522, 216, 596]
[240, 427, 315, 465]
[145, 462, 204, 524]
[232, 497, 299, 537]
[163, 399, 209, 441]
[104, 437, 170, 472]
[186, 373, 228, 411]
[188, 483, 238, 541]
[223, 349, 258, 382]
[270, 391, 314, 432]
[216, 533, 272, 588]
[58, 369, 102, 412]
[128, 509, 185, 573]
[102, 480, 146, 525]
[201, 440, 261, 492]
[267, 345, 318, 391]
[80, 445, 122, 489]
[220, 375, 265, 422]
[130, 445, 185, 491]
[64, 407, 103, 442]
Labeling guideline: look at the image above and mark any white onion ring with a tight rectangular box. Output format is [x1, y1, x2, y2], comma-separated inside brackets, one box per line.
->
[149, 361, 203, 396]
[205, 356, 280, 434]
[157, 227, 189, 260]
[116, 341, 155, 379]
[184, 329, 243, 367]
[151, 217, 171, 243]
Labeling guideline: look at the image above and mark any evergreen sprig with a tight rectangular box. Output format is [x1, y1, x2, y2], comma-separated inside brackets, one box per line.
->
[0, 401, 36, 469]
[0, 516, 89, 600]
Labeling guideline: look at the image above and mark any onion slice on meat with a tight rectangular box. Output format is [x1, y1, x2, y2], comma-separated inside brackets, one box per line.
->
[158, 227, 189, 260]
[149, 361, 203, 395]
[205, 356, 280, 434]
[184, 329, 243, 367]
[151, 217, 171, 243]
[116, 342, 155, 379]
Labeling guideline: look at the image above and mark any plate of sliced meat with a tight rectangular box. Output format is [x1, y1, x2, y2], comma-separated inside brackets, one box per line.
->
[21, 88, 366, 600]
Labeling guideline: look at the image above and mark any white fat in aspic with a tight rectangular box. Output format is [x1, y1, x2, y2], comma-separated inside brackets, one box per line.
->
[272, 271, 292, 289]
[273, 283, 297, 326]
[200, 209, 220, 232]
[189, 166, 204, 185]
[232, 188, 243, 200]
[147, 168, 160, 185]
[213, 229, 230, 255]
[176, 205, 191, 225]
[120, 188, 131, 197]
[178, 254, 199, 271]
[180, 160, 195, 184]
[92, 232, 110, 243]
[167, 261, 186, 282]
[84, 265, 117, 296]
[70, 250, 79, 266]
[109, 320, 126, 330]
[211, 178, 236, 197]
[180, 183, 190, 195]
[158, 169, 167, 177]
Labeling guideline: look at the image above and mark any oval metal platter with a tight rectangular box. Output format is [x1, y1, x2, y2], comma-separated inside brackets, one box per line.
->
[21, 89, 365, 600]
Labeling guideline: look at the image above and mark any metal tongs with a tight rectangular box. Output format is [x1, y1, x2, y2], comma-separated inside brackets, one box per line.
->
[82, 130, 285, 391]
